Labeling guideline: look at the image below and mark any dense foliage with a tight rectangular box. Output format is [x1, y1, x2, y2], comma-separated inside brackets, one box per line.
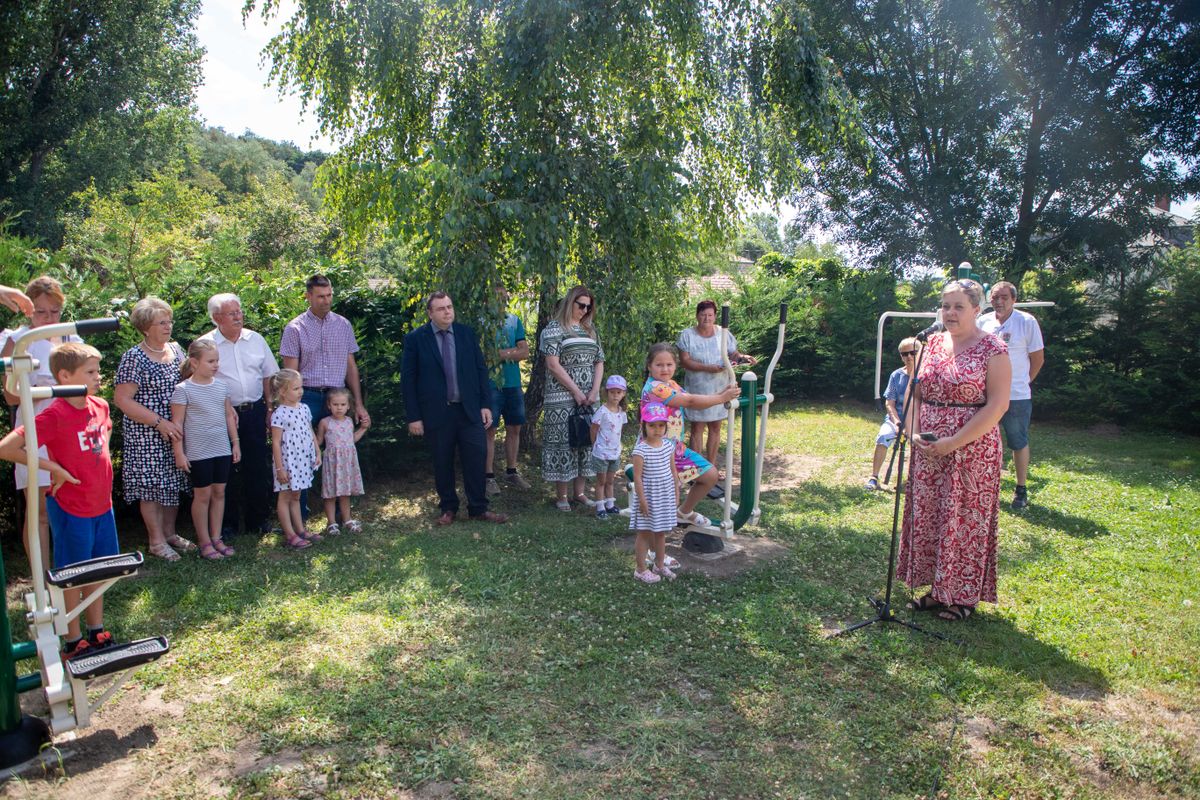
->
[795, 0, 1200, 284]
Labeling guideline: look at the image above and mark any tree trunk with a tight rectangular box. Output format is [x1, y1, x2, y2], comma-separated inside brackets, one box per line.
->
[1010, 100, 1047, 286]
[522, 280, 559, 447]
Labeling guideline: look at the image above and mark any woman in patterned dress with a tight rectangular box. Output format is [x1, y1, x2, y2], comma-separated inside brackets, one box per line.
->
[898, 279, 1011, 621]
[114, 297, 195, 561]
[539, 286, 604, 511]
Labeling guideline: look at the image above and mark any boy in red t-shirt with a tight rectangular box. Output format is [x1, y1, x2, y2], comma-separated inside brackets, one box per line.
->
[0, 342, 118, 660]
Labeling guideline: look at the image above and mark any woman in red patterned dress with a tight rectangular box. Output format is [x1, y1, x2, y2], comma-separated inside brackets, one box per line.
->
[898, 279, 1012, 621]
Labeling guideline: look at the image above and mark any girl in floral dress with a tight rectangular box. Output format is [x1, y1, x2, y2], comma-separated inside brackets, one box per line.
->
[316, 388, 366, 535]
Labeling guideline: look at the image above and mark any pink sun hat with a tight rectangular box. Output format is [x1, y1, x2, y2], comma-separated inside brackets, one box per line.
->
[640, 403, 669, 423]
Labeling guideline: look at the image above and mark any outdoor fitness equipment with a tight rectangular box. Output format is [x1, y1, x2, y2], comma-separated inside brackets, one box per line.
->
[625, 302, 787, 551]
[0, 318, 169, 769]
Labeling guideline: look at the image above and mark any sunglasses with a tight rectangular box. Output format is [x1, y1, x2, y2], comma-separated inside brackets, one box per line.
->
[900, 350, 917, 357]
[574, 300, 592, 311]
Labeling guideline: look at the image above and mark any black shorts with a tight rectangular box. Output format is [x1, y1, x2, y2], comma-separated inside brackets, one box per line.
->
[190, 455, 232, 488]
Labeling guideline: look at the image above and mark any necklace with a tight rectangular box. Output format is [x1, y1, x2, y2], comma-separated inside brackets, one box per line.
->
[141, 339, 167, 355]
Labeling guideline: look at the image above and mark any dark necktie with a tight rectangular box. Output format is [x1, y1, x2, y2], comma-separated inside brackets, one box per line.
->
[438, 329, 459, 401]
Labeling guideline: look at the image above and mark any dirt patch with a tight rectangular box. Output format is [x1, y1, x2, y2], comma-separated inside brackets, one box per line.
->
[960, 716, 998, 758]
[746, 450, 832, 492]
[1086, 422, 1122, 437]
[613, 531, 790, 579]
[397, 780, 459, 799]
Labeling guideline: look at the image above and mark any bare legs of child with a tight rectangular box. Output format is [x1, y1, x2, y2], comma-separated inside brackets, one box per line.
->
[323, 495, 358, 533]
[634, 530, 674, 583]
[193, 484, 233, 559]
[677, 466, 717, 524]
[277, 489, 310, 548]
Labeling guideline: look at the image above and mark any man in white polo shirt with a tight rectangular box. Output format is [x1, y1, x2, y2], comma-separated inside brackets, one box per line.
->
[978, 281, 1044, 510]
[199, 293, 280, 537]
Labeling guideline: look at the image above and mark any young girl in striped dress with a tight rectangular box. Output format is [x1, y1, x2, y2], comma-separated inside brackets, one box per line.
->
[630, 403, 679, 584]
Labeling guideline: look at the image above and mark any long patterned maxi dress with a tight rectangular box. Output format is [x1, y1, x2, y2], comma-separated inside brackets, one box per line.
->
[539, 320, 604, 482]
[897, 333, 1007, 607]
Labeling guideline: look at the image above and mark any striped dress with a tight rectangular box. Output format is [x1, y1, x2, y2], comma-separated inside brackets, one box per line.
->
[629, 439, 677, 533]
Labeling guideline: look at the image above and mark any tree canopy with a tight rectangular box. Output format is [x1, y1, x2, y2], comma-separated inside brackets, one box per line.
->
[248, 0, 856, 381]
[0, 0, 203, 244]
[795, 0, 1200, 282]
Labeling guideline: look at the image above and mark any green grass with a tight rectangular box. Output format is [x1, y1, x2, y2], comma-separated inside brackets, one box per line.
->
[9, 402, 1200, 799]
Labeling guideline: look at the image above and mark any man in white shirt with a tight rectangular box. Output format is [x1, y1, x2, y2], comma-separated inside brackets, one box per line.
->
[199, 293, 280, 537]
[978, 281, 1045, 510]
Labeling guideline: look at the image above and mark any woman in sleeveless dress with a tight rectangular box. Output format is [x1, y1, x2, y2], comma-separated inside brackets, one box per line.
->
[898, 279, 1011, 622]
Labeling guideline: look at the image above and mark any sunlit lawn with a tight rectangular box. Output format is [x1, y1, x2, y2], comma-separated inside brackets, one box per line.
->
[8, 402, 1200, 799]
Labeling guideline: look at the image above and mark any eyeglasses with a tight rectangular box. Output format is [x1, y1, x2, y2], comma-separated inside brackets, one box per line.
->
[900, 350, 917, 357]
[574, 300, 592, 311]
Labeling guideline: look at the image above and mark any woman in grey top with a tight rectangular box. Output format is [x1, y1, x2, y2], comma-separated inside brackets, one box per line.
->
[171, 339, 241, 560]
[676, 300, 757, 474]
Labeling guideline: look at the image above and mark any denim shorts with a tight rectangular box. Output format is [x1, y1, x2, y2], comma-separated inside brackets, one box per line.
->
[999, 398, 1033, 450]
[489, 385, 527, 426]
[875, 418, 899, 446]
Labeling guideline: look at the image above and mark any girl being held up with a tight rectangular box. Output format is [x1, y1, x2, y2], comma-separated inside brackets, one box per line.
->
[590, 375, 628, 519]
[316, 388, 366, 535]
[170, 339, 240, 561]
[630, 404, 679, 583]
[641, 343, 739, 528]
[271, 369, 321, 549]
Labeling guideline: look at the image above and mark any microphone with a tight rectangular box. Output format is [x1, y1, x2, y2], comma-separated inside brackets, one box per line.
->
[916, 321, 944, 341]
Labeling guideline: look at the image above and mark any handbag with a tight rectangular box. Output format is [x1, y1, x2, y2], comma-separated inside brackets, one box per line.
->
[567, 403, 594, 449]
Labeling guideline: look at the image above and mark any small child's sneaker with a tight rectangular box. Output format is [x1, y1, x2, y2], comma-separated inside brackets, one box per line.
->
[605, 501, 618, 514]
[61, 638, 91, 661]
[325, 523, 341, 536]
[87, 629, 115, 651]
[652, 564, 677, 581]
[344, 519, 362, 533]
[634, 569, 661, 584]
[595, 507, 608, 520]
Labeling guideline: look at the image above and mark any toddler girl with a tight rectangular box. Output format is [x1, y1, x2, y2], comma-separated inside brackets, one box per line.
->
[641, 343, 739, 527]
[630, 404, 679, 583]
[316, 388, 366, 534]
[590, 375, 628, 519]
[171, 339, 240, 560]
[271, 369, 321, 549]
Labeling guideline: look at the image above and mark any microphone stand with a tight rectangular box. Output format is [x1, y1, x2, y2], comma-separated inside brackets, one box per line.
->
[830, 333, 948, 641]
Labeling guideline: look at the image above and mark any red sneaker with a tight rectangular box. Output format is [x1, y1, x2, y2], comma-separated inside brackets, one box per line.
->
[88, 629, 115, 650]
[61, 638, 91, 661]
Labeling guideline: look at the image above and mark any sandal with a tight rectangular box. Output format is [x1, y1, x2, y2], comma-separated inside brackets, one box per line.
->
[148, 542, 181, 562]
[344, 519, 362, 533]
[555, 499, 572, 512]
[938, 605, 975, 622]
[676, 510, 712, 527]
[211, 539, 235, 557]
[199, 543, 224, 561]
[165, 534, 197, 553]
[574, 493, 595, 508]
[906, 593, 943, 612]
[301, 531, 324, 543]
[647, 551, 681, 570]
[283, 535, 311, 550]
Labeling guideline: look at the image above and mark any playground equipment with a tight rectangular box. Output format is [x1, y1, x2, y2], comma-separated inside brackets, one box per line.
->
[0, 318, 168, 769]
[625, 302, 787, 552]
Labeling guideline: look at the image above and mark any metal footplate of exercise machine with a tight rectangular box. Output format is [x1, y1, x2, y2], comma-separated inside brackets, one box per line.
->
[46, 552, 144, 588]
[66, 637, 170, 682]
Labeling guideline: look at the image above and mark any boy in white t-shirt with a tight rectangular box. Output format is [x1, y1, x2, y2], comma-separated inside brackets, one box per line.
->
[978, 281, 1045, 510]
[590, 375, 629, 519]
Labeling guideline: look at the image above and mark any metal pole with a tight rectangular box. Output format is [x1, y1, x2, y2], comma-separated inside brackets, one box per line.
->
[732, 372, 757, 530]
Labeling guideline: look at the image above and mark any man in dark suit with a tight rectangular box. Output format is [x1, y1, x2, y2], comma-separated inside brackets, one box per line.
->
[402, 292, 509, 525]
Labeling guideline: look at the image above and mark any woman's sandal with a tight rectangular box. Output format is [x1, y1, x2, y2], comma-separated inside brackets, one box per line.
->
[555, 499, 572, 512]
[574, 493, 594, 508]
[165, 534, 197, 553]
[199, 543, 224, 561]
[211, 539, 235, 557]
[938, 605, 975, 622]
[283, 535, 311, 550]
[906, 593, 943, 612]
[148, 542, 181, 562]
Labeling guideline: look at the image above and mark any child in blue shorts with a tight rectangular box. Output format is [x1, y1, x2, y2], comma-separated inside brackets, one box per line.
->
[0, 342, 119, 660]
